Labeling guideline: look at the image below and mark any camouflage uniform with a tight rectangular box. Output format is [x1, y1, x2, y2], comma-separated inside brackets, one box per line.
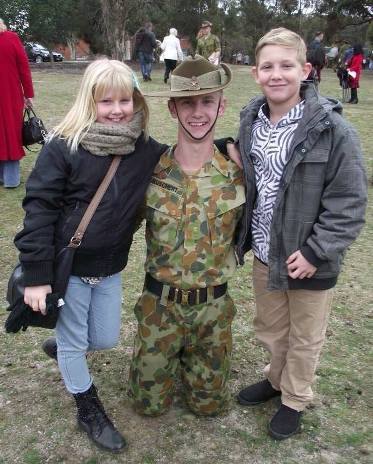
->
[129, 146, 245, 416]
[196, 34, 221, 61]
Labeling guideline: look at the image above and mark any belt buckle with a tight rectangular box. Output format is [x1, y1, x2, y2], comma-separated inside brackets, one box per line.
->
[176, 288, 190, 305]
[182, 289, 190, 305]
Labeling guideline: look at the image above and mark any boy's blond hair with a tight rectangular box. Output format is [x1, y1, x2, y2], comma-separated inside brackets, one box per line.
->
[255, 28, 307, 65]
[0, 18, 7, 32]
[50, 59, 149, 152]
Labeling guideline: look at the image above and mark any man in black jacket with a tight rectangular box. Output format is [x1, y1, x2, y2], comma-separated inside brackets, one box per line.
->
[306, 31, 326, 82]
[134, 22, 158, 81]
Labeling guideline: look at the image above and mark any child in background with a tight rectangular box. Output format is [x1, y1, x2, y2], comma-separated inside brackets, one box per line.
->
[229, 28, 367, 439]
[14, 59, 167, 452]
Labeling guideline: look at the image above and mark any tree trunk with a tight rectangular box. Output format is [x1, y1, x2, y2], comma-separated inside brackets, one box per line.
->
[100, 0, 147, 60]
[100, 0, 128, 60]
[67, 35, 77, 60]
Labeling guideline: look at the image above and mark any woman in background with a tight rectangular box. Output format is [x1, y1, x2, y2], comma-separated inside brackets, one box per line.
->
[347, 44, 364, 104]
[160, 28, 183, 84]
[0, 18, 34, 188]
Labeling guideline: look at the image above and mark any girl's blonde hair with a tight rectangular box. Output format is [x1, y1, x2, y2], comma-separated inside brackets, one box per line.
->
[255, 28, 307, 65]
[0, 18, 7, 32]
[51, 59, 149, 152]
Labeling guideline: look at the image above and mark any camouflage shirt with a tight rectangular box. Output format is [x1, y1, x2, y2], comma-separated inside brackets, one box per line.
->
[196, 34, 221, 60]
[144, 146, 245, 289]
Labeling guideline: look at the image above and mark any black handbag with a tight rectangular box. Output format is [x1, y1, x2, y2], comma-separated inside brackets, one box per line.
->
[5, 156, 121, 333]
[22, 107, 48, 147]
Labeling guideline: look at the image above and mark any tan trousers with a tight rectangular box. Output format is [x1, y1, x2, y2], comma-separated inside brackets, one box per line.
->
[252, 258, 334, 411]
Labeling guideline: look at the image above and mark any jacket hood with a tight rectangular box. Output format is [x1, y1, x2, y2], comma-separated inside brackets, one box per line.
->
[316, 93, 343, 116]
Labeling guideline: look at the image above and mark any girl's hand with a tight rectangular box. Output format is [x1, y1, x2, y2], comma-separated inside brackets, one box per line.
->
[24, 285, 52, 315]
[286, 250, 317, 279]
[227, 142, 243, 169]
[24, 97, 33, 108]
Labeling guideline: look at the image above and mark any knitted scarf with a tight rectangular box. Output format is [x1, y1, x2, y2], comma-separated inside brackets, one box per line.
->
[81, 111, 143, 156]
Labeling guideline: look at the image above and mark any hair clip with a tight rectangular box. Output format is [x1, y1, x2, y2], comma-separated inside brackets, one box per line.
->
[132, 72, 140, 90]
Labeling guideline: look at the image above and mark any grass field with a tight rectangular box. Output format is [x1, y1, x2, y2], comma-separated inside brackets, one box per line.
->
[0, 65, 372, 464]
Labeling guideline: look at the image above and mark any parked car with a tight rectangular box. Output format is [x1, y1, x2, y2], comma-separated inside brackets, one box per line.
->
[51, 50, 64, 62]
[24, 42, 63, 63]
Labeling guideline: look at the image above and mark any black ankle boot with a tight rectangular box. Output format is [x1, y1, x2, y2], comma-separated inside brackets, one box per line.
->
[348, 88, 358, 104]
[73, 384, 127, 453]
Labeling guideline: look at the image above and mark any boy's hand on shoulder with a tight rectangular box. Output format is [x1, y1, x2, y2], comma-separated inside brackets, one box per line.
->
[286, 250, 317, 279]
[24, 285, 52, 315]
[227, 143, 243, 169]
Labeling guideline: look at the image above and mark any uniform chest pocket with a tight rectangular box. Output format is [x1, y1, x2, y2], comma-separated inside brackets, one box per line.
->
[146, 181, 183, 245]
[206, 184, 245, 246]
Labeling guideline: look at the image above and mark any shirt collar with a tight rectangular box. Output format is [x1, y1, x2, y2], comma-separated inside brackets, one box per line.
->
[153, 145, 231, 178]
[258, 100, 305, 128]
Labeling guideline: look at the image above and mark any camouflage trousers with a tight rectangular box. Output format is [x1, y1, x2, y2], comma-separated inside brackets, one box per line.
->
[129, 289, 236, 416]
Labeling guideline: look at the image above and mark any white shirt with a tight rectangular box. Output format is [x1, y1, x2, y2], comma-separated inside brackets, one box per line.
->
[161, 35, 183, 61]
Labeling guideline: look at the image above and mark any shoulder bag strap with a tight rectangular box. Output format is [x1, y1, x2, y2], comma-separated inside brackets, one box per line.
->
[68, 156, 121, 248]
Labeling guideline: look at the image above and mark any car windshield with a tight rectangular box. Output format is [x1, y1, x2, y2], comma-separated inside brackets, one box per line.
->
[34, 43, 47, 51]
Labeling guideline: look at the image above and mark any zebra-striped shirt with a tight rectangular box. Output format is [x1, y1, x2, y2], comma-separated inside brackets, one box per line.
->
[251, 101, 305, 264]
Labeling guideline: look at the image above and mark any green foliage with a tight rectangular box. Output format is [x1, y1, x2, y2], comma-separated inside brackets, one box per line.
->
[0, 0, 30, 37]
[1, 0, 371, 58]
[26, 0, 95, 47]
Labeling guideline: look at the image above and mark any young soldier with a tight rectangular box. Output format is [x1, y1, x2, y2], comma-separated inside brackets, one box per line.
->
[196, 21, 221, 65]
[229, 28, 367, 439]
[129, 56, 245, 416]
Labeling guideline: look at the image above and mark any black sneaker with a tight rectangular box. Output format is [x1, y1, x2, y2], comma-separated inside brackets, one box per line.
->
[268, 404, 302, 440]
[42, 337, 57, 361]
[237, 379, 281, 405]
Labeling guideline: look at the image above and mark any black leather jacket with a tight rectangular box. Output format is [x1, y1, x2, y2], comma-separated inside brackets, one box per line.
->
[15, 134, 168, 286]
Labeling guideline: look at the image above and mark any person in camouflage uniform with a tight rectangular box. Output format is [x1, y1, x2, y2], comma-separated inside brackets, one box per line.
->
[129, 56, 244, 416]
[196, 20, 221, 65]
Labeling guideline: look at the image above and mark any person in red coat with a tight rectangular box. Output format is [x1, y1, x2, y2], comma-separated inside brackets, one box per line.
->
[347, 44, 364, 104]
[0, 18, 34, 188]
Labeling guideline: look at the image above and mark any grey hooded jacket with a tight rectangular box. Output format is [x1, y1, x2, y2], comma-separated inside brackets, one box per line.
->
[235, 84, 367, 290]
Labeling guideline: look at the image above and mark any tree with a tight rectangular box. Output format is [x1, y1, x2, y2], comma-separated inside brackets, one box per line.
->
[99, 0, 162, 60]
[0, 0, 30, 37]
[367, 20, 373, 46]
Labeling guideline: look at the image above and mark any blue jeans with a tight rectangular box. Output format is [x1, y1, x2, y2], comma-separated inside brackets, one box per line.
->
[0, 160, 20, 187]
[55, 273, 122, 394]
[138, 51, 153, 78]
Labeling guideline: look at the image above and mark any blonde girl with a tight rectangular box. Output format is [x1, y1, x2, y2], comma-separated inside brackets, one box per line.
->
[14, 59, 167, 453]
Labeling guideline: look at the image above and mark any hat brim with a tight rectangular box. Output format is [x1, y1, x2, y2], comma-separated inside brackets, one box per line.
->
[144, 63, 232, 98]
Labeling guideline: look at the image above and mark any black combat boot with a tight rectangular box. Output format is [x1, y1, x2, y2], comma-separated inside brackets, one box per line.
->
[73, 384, 127, 453]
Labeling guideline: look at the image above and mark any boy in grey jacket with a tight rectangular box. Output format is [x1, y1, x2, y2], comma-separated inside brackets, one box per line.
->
[230, 28, 367, 440]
